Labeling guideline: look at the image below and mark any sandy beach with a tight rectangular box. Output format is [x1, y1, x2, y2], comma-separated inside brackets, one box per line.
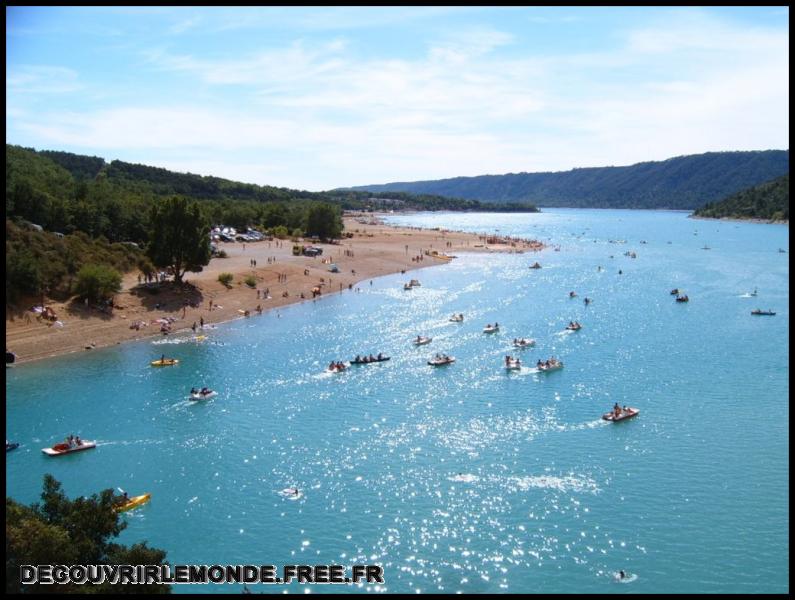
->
[6, 216, 545, 364]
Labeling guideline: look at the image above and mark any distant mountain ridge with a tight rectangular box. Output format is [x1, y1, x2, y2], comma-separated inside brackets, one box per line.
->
[343, 150, 789, 210]
[692, 174, 788, 222]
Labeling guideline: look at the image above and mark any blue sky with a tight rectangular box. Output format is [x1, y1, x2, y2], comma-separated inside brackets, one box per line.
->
[6, 6, 789, 191]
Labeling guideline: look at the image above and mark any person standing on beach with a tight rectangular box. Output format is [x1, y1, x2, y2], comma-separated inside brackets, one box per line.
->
[200, 316, 204, 328]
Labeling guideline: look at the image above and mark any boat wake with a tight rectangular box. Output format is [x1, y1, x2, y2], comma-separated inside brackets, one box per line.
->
[449, 473, 479, 483]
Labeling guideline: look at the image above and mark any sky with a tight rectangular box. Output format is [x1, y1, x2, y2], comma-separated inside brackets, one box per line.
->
[6, 6, 790, 192]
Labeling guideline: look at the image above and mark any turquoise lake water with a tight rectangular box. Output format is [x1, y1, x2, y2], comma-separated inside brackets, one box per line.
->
[6, 209, 789, 593]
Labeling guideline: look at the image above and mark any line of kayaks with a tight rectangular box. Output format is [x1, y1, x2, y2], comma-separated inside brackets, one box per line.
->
[350, 355, 390, 365]
[751, 309, 776, 316]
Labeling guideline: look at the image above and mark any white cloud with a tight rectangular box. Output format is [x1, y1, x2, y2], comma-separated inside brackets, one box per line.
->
[7, 10, 788, 190]
[7, 65, 83, 94]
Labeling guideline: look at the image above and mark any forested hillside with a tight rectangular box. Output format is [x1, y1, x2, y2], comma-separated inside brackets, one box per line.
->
[5, 145, 537, 307]
[692, 174, 788, 222]
[345, 150, 789, 210]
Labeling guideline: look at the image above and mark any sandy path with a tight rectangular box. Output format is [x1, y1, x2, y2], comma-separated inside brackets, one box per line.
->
[6, 216, 544, 364]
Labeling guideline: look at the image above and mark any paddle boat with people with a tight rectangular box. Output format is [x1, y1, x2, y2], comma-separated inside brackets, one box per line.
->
[675, 294, 689, 303]
[428, 354, 455, 366]
[751, 309, 776, 316]
[449, 313, 464, 322]
[504, 356, 522, 370]
[7, 441, 19, 452]
[536, 357, 564, 372]
[403, 283, 413, 291]
[603, 404, 640, 422]
[409, 279, 421, 287]
[327, 361, 348, 373]
[566, 321, 582, 331]
[413, 336, 433, 345]
[351, 353, 391, 365]
[513, 338, 535, 348]
[483, 323, 500, 334]
[189, 387, 217, 400]
[669, 288, 680, 295]
[42, 436, 96, 456]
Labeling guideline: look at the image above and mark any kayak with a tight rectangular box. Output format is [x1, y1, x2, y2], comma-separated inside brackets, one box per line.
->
[190, 391, 217, 400]
[751, 310, 776, 316]
[483, 326, 499, 333]
[413, 337, 432, 345]
[42, 440, 97, 456]
[350, 357, 390, 365]
[151, 359, 179, 367]
[6, 442, 19, 452]
[115, 493, 151, 513]
[602, 408, 640, 422]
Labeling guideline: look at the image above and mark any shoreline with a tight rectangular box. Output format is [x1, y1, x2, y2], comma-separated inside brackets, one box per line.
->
[6, 216, 546, 365]
[688, 214, 789, 225]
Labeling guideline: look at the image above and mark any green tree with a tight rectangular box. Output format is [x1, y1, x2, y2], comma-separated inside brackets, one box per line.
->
[146, 197, 210, 284]
[304, 203, 342, 240]
[6, 248, 42, 301]
[74, 264, 123, 303]
[6, 475, 171, 594]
